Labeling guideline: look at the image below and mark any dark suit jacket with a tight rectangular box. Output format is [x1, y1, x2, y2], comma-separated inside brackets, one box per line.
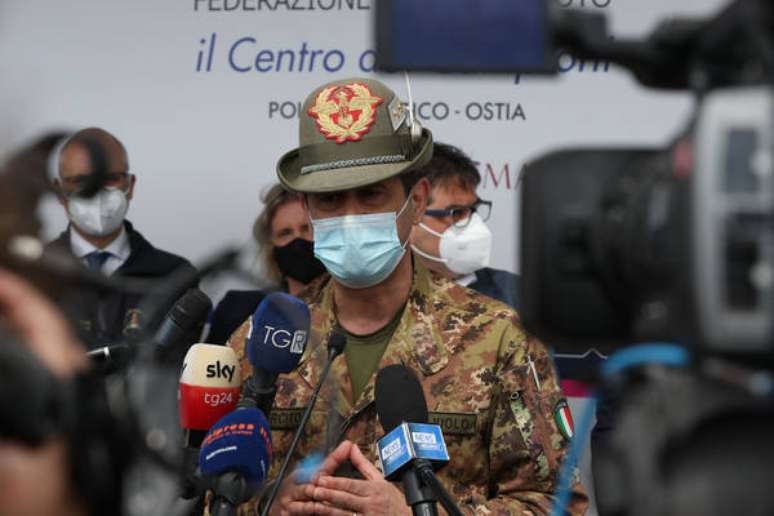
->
[468, 267, 521, 311]
[206, 290, 269, 345]
[45, 221, 196, 348]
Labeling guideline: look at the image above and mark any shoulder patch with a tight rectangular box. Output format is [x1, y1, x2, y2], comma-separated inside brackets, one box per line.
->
[554, 399, 575, 440]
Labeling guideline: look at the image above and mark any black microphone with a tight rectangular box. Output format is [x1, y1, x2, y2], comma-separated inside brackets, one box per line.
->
[85, 287, 211, 368]
[259, 329, 346, 516]
[375, 365, 438, 516]
[153, 287, 212, 365]
[85, 343, 132, 364]
[375, 365, 464, 516]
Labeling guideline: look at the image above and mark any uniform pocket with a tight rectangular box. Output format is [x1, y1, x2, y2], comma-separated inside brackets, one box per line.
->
[431, 393, 491, 486]
[494, 364, 564, 481]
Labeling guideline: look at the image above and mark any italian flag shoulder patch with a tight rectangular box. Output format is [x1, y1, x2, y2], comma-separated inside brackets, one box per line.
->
[554, 399, 575, 440]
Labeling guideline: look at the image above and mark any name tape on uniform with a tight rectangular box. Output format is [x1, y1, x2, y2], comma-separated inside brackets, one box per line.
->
[270, 408, 477, 436]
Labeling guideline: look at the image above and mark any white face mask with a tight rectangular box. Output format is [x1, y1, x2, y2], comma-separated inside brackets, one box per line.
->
[67, 187, 129, 237]
[411, 212, 492, 275]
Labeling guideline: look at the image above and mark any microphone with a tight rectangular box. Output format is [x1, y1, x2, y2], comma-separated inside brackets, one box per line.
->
[238, 292, 310, 415]
[85, 287, 212, 368]
[378, 422, 450, 478]
[259, 330, 346, 516]
[179, 344, 242, 498]
[180, 344, 242, 437]
[85, 343, 131, 364]
[375, 365, 463, 516]
[153, 287, 212, 365]
[199, 407, 273, 516]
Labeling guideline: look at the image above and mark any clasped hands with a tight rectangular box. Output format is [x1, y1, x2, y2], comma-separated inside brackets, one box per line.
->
[270, 440, 412, 516]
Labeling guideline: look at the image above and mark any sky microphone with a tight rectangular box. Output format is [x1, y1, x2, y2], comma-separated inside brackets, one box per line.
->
[179, 343, 241, 498]
[375, 364, 463, 516]
[199, 407, 272, 516]
[180, 344, 242, 438]
[238, 292, 310, 415]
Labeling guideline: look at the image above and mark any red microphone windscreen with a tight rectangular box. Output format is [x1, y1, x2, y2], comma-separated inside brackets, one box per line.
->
[179, 343, 241, 431]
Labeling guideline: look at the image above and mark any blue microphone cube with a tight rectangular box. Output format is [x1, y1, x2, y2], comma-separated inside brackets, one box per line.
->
[408, 423, 449, 463]
[377, 422, 450, 479]
[377, 423, 414, 479]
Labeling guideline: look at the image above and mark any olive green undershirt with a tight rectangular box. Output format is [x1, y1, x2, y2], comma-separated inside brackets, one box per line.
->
[344, 309, 403, 404]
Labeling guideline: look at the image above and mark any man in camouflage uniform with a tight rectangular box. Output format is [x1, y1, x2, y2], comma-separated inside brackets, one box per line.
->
[225, 78, 587, 515]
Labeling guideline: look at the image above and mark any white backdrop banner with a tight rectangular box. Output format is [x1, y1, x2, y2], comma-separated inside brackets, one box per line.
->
[0, 0, 725, 275]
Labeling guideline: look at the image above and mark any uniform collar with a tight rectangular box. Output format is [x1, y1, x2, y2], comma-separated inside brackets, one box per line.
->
[296, 257, 450, 419]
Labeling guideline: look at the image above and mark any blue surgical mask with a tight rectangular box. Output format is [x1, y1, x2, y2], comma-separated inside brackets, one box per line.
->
[310, 197, 411, 289]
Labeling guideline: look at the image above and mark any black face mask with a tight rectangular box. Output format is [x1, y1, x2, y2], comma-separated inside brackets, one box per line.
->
[272, 238, 327, 285]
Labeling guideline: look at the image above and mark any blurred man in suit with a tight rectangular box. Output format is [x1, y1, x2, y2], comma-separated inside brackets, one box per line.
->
[47, 127, 195, 347]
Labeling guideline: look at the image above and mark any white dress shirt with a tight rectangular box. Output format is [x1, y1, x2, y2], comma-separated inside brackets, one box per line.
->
[70, 226, 131, 276]
[455, 273, 477, 287]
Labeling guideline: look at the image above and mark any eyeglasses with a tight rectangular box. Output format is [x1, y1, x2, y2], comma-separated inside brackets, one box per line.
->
[423, 199, 492, 228]
[61, 172, 130, 193]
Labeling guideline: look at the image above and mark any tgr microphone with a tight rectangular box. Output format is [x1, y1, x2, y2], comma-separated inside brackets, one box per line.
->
[199, 408, 272, 516]
[375, 365, 463, 516]
[238, 292, 310, 415]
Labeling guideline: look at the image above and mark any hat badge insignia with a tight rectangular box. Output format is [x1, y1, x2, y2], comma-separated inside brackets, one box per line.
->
[308, 82, 384, 144]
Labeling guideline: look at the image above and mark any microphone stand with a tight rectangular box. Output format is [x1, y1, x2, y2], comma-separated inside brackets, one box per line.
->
[209, 472, 251, 516]
[401, 467, 438, 516]
[237, 368, 278, 416]
[259, 332, 346, 516]
[416, 462, 464, 516]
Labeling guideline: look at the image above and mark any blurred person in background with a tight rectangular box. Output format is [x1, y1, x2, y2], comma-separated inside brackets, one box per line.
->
[409, 142, 520, 308]
[206, 183, 326, 344]
[45, 127, 195, 348]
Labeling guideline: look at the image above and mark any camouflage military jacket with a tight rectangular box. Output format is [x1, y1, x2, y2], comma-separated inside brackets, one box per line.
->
[226, 260, 587, 515]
